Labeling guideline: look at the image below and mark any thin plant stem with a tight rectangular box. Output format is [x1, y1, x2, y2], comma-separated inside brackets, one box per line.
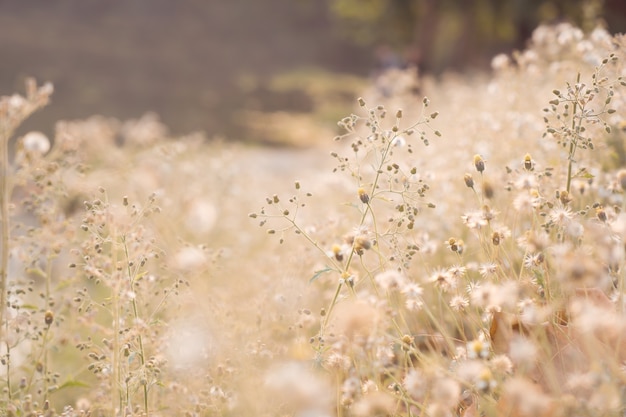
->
[0, 122, 9, 349]
[565, 73, 581, 194]
[122, 236, 149, 415]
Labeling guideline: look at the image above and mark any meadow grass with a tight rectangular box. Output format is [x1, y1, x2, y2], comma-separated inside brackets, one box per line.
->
[1, 22, 626, 417]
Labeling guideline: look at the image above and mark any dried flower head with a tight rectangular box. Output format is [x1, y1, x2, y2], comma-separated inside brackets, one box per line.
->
[358, 187, 370, 204]
[446, 237, 464, 254]
[523, 153, 534, 170]
[428, 269, 456, 292]
[474, 154, 485, 173]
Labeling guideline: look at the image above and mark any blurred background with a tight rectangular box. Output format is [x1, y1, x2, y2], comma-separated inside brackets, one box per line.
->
[1, 0, 625, 143]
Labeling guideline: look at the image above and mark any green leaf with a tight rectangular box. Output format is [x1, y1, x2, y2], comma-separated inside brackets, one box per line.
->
[57, 379, 90, 390]
[310, 266, 333, 283]
[573, 169, 594, 179]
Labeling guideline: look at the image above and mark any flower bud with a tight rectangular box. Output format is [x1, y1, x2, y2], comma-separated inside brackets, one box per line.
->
[358, 188, 370, 204]
[474, 155, 485, 173]
[44, 310, 54, 326]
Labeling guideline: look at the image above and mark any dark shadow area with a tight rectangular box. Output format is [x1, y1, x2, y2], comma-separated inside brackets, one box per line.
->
[0, 0, 372, 138]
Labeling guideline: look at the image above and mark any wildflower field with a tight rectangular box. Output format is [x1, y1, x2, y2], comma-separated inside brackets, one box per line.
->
[2, 23, 626, 417]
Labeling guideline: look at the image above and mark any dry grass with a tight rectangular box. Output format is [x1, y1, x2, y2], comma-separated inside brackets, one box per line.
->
[1, 23, 626, 417]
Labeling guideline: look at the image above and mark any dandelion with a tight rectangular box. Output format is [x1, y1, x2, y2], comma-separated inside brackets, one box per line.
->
[449, 295, 469, 312]
[447, 265, 467, 279]
[405, 298, 424, 311]
[461, 210, 488, 230]
[324, 352, 352, 372]
[401, 282, 424, 311]
[401, 282, 423, 298]
[428, 269, 456, 292]
[478, 262, 498, 278]
[549, 205, 574, 226]
[523, 252, 544, 269]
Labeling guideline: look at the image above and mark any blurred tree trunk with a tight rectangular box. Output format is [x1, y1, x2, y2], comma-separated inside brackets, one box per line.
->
[455, 0, 479, 69]
[413, 0, 438, 73]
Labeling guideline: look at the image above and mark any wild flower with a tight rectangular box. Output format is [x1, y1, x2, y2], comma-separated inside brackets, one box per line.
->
[467, 337, 491, 359]
[3, 19, 626, 417]
[461, 210, 489, 230]
[449, 295, 469, 312]
[523, 252, 544, 269]
[548, 204, 574, 226]
[428, 268, 456, 292]
[447, 264, 466, 279]
[478, 262, 499, 279]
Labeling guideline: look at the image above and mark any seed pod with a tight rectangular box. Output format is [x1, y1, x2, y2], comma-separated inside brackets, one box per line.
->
[358, 187, 370, 204]
[523, 153, 534, 171]
[44, 310, 54, 326]
[474, 155, 485, 173]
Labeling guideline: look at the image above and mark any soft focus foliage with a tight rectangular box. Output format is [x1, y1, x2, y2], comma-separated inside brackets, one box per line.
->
[1, 23, 626, 417]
